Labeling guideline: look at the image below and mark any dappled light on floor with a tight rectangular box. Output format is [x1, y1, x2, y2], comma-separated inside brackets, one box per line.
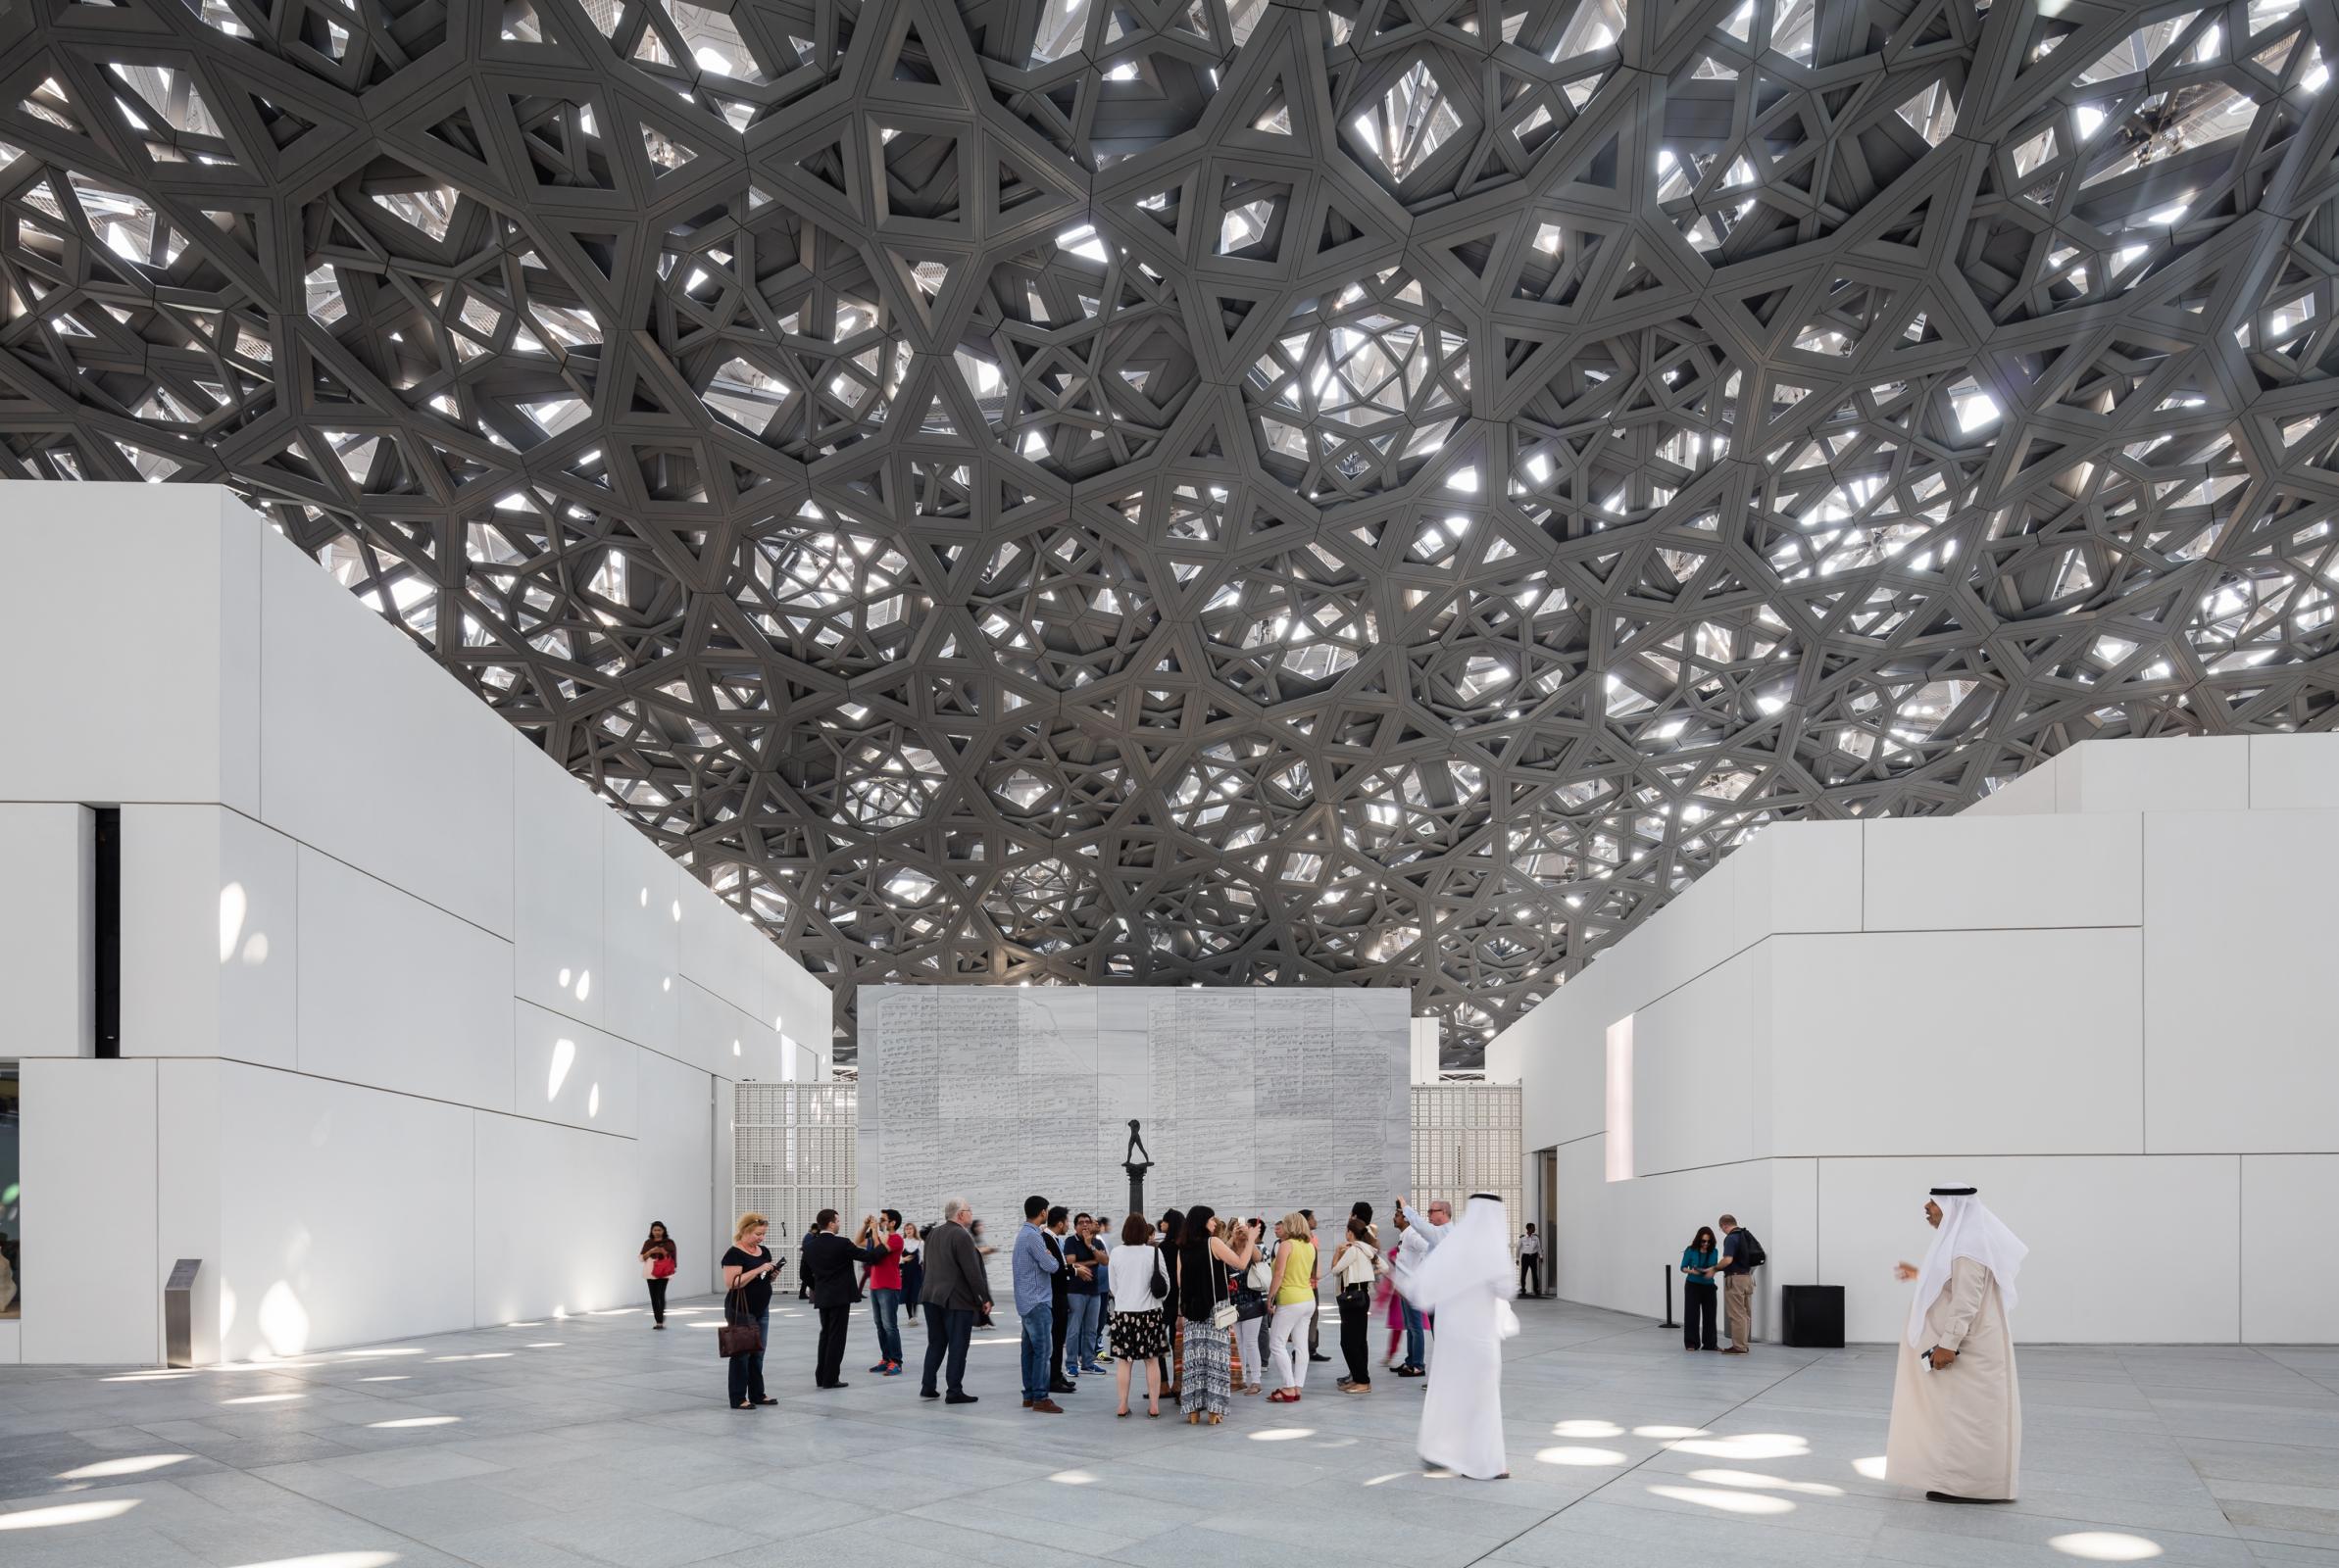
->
[1250, 1427, 1314, 1441]
[1648, 1483, 1796, 1515]
[0, 1498, 141, 1530]
[56, 1454, 191, 1480]
[1666, 1432, 1809, 1459]
[225, 1554, 401, 1568]
[1049, 1470, 1096, 1484]
[1535, 1446, 1626, 1466]
[369, 1415, 460, 1428]
[1853, 1455, 1889, 1480]
[223, 1393, 305, 1405]
[2051, 1533, 2165, 1561]
[1633, 1425, 1710, 1439]
[1552, 1418, 1624, 1438]
[1687, 1467, 1844, 1496]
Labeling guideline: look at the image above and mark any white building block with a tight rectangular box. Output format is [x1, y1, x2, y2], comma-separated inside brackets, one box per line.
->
[1863, 812, 2142, 931]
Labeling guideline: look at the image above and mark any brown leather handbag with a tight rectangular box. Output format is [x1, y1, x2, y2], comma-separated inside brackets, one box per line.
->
[717, 1287, 763, 1358]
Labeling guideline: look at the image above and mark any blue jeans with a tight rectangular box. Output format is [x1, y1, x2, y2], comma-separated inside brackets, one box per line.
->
[1020, 1302, 1055, 1402]
[726, 1309, 770, 1405]
[871, 1288, 903, 1364]
[1402, 1300, 1426, 1368]
[1064, 1293, 1103, 1372]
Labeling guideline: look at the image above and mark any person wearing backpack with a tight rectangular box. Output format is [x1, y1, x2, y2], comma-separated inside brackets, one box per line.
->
[1717, 1213, 1766, 1353]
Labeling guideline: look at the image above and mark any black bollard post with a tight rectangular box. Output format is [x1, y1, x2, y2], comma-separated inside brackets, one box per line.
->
[1660, 1262, 1676, 1329]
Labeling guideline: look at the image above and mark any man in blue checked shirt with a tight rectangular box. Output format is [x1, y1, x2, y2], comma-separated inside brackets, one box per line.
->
[1013, 1195, 1063, 1413]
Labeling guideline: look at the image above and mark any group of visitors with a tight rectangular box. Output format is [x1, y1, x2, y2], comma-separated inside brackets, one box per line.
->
[666, 1175, 2029, 1503]
[686, 1189, 1522, 1479]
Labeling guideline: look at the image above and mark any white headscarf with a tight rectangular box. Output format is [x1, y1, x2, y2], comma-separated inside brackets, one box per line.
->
[1400, 1194, 1512, 1308]
[1906, 1185, 2027, 1350]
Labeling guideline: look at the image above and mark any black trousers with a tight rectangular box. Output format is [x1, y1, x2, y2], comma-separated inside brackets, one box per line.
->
[816, 1303, 852, 1386]
[1684, 1281, 1718, 1349]
[1519, 1256, 1541, 1297]
[1338, 1285, 1371, 1385]
[921, 1305, 974, 1396]
[1051, 1294, 1070, 1381]
[647, 1277, 669, 1323]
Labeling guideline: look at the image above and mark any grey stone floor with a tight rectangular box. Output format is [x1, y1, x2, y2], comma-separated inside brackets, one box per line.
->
[3, 1296, 2337, 1567]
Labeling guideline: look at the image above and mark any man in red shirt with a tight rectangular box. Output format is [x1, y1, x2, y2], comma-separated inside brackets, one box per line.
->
[865, 1208, 908, 1375]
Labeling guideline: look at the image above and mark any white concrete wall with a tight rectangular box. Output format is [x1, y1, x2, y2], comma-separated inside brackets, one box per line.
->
[1486, 733, 2339, 1344]
[0, 482, 825, 1364]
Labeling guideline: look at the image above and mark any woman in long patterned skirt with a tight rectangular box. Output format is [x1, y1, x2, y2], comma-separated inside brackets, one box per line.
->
[1174, 1206, 1258, 1425]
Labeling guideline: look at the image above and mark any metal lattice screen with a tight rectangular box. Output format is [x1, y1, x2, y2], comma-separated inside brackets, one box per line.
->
[1410, 1084, 1523, 1232]
[733, 1084, 858, 1254]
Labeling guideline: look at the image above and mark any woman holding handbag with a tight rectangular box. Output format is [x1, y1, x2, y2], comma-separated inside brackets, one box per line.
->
[1175, 1208, 1258, 1426]
[1241, 1222, 1274, 1395]
[640, 1221, 678, 1329]
[1108, 1214, 1169, 1417]
[720, 1213, 780, 1409]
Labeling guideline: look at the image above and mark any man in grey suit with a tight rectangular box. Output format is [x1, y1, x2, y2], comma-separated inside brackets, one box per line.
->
[919, 1197, 993, 1404]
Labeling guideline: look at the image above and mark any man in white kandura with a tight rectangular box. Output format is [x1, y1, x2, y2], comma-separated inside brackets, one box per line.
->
[1393, 1193, 1516, 1480]
[1886, 1183, 2025, 1503]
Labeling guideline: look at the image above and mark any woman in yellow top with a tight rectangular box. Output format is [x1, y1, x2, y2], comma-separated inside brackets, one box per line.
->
[1265, 1212, 1319, 1403]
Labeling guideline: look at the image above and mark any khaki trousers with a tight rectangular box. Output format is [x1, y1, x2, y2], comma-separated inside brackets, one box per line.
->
[1724, 1273, 1755, 1349]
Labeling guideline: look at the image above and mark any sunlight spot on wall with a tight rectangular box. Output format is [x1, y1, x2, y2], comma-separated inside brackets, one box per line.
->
[548, 1038, 575, 1099]
[587, 1083, 600, 1118]
[258, 1280, 311, 1357]
[242, 933, 270, 965]
[1604, 1014, 1634, 1180]
[574, 969, 591, 1002]
[219, 882, 247, 962]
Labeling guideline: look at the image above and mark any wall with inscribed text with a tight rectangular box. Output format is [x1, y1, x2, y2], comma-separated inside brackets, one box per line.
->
[858, 986, 1410, 1235]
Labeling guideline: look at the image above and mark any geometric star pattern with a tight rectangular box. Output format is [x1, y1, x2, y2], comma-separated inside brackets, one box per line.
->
[2, 0, 2335, 1067]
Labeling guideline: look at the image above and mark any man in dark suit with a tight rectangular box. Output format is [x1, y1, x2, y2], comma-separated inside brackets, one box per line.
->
[803, 1208, 889, 1389]
[918, 1198, 992, 1404]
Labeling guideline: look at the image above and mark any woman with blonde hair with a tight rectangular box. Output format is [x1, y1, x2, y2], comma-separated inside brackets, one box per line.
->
[721, 1212, 780, 1409]
[1264, 1212, 1318, 1402]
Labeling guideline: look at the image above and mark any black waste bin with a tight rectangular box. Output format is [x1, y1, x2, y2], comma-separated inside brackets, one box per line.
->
[1780, 1285, 1844, 1348]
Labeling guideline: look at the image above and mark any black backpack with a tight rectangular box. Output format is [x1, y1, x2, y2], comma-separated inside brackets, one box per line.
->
[1737, 1229, 1767, 1269]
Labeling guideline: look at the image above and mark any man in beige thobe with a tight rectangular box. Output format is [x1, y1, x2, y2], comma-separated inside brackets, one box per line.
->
[1886, 1184, 2025, 1503]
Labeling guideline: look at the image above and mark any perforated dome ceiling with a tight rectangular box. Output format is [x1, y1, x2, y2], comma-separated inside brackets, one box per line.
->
[2, 0, 2335, 1065]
